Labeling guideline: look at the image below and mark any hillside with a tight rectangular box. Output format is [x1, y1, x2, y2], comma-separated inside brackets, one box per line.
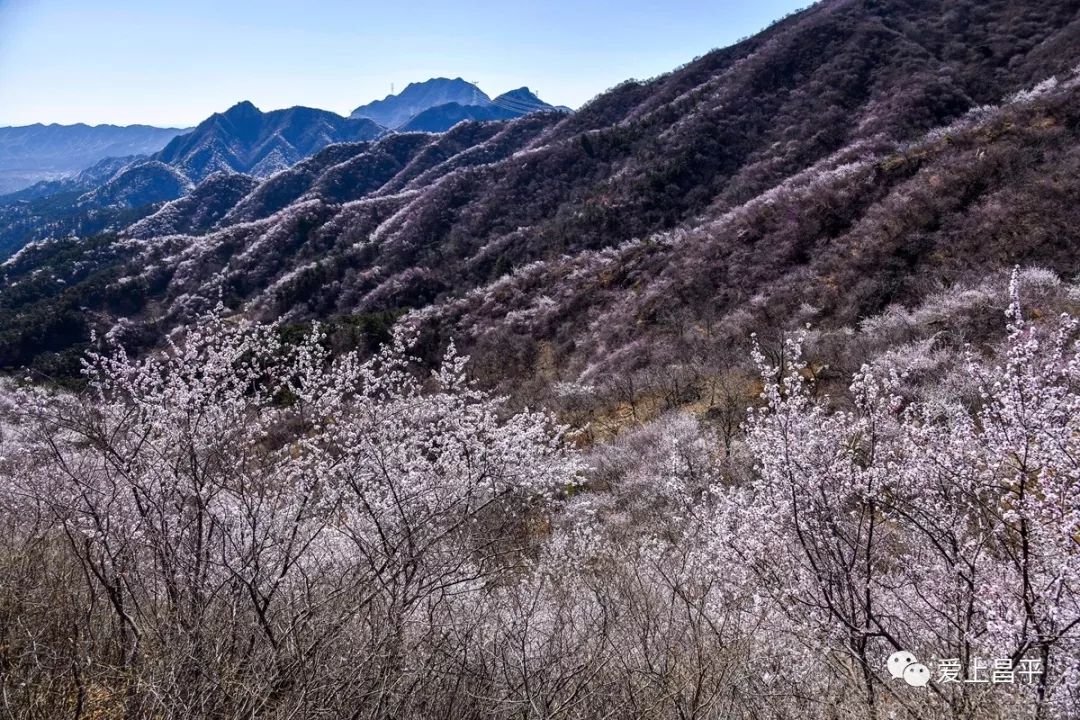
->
[1, 0, 1079, 388]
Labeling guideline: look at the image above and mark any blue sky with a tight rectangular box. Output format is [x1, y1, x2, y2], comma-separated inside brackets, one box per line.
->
[0, 0, 810, 128]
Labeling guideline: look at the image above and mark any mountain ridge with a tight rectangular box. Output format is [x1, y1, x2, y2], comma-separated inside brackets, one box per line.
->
[0, 83, 561, 261]
[351, 78, 563, 131]
[1, 78, 564, 206]
[399, 87, 563, 132]
[350, 77, 490, 127]
[152, 102, 385, 183]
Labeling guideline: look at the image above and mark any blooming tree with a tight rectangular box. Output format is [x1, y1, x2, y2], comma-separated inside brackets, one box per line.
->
[730, 272, 1080, 718]
[6, 311, 578, 718]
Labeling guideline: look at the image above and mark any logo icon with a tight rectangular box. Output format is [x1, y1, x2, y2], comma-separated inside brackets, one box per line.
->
[903, 662, 931, 687]
[887, 650, 930, 687]
[887, 650, 917, 679]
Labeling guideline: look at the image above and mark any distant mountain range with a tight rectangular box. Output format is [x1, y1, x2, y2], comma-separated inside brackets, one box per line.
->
[352, 78, 562, 131]
[0, 78, 566, 261]
[399, 87, 561, 132]
[166, 84, 565, 178]
[0, 123, 185, 193]
[351, 78, 490, 128]
[153, 101, 384, 182]
[2, 78, 562, 200]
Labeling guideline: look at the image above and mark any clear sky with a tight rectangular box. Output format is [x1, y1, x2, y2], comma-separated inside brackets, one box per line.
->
[0, 0, 810, 128]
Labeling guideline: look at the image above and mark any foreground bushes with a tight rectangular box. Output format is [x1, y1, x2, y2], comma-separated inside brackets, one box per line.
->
[0, 275, 1077, 719]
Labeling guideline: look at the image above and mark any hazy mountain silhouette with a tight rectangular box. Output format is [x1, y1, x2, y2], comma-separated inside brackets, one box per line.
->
[350, 77, 491, 128]
[0, 122, 183, 193]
